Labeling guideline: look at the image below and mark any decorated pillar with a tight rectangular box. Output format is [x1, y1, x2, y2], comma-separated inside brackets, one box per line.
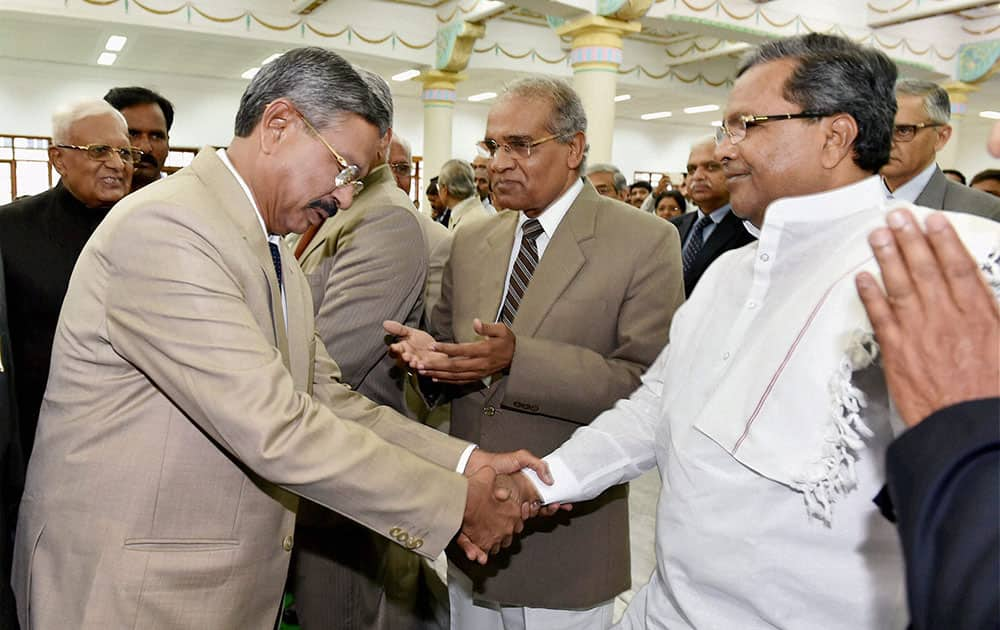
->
[938, 81, 977, 169]
[555, 4, 647, 163]
[420, 70, 465, 189]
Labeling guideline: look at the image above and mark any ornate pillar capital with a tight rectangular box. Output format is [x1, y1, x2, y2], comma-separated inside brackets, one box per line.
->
[941, 80, 979, 119]
[555, 14, 641, 71]
[420, 70, 467, 107]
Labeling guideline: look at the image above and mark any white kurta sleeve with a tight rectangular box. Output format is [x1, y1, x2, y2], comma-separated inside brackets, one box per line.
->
[524, 344, 670, 504]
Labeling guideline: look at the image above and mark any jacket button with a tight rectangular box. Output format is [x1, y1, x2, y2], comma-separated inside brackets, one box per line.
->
[407, 538, 424, 550]
[282, 535, 294, 552]
[483, 406, 496, 416]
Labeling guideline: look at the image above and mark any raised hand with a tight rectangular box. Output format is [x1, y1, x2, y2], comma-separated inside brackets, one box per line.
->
[383, 320, 448, 368]
[855, 208, 1000, 428]
[421, 319, 515, 383]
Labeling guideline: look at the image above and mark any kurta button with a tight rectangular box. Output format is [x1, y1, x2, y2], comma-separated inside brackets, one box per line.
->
[760, 253, 770, 262]
[282, 535, 294, 552]
[483, 406, 496, 416]
[747, 301, 756, 309]
[722, 352, 730, 360]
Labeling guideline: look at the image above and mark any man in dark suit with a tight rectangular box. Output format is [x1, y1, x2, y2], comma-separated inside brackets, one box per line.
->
[881, 79, 1000, 221]
[856, 207, 998, 630]
[387, 76, 684, 629]
[0, 250, 21, 630]
[671, 138, 755, 296]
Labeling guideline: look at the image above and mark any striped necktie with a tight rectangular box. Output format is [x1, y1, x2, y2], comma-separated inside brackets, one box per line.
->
[498, 219, 544, 327]
[268, 241, 283, 288]
[682, 214, 714, 275]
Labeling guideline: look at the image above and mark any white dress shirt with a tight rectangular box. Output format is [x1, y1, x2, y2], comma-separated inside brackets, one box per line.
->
[526, 176, 1000, 629]
[882, 160, 937, 203]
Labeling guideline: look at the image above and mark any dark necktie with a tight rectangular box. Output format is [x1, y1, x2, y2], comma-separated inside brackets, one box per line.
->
[682, 214, 714, 275]
[498, 219, 544, 327]
[268, 241, 283, 288]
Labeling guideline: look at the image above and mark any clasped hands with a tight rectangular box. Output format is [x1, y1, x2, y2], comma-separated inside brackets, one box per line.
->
[383, 318, 514, 383]
[457, 448, 570, 565]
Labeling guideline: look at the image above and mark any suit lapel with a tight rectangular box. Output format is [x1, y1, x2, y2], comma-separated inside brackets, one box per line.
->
[190, 148, 290, 364]
[510, 185, 595, 338]
[280, 240, 311, 389]
[696, 207, 739, 265]
[479, 212, 520, 326]
[675, 212, 695, 244]
[913, 167, 946, 209]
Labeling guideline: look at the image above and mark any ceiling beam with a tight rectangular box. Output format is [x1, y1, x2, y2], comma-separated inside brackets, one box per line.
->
[867, 0, 997, 27]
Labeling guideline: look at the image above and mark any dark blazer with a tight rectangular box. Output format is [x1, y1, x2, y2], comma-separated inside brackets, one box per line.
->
[914, 166, 1000, 221]
[0, 251, 21, 630]
[886, 398, 1000, 630]
[432, 182, 685, 609]
[671, 205, 756, 296]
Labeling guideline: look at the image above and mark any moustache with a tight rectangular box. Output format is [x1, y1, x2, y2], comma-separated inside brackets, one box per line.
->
[309, 198, 340, 219]
[138, 153, 159, 169]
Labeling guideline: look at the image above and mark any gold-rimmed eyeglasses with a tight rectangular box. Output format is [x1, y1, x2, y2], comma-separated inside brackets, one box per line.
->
[287, 104, 365, 195]
[388, 161, 411, 176]
[715, 112, 831, 145]
[475, 132, 566, 160]
[892, 122, 943, 143]
[56, 144, 143, 165]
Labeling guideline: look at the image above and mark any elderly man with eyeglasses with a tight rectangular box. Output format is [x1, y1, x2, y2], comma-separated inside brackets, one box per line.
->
[881, 79, 1000, 221]
[386, 76, 684, 630]
[395, 34, 998, 630]
[11, 48, 552, 630]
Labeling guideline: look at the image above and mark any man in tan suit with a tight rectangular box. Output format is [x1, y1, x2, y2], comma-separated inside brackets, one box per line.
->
[387, 77, 684, 629]
[438, 159, 491, 232]
[12, 48, 545, 630]
[288, 70, 451, 629]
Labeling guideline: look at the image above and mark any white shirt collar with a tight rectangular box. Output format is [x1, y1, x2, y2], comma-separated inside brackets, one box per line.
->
[883, 161, 937, 204]
[516, 177, 584, 237]
[216, 148, 277, 243]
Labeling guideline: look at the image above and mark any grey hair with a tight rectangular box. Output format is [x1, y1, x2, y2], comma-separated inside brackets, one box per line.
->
[356, 66, 394, 130]
[585, 163, 627, 193]
[438, 159, 476, 200]
[51, 100, 127, 144]
[234, 47, 390, 137]
[737, 33, 897, 173]
[499, 76, 589, 172]
[390, 134, 412, 161]
[895, 79, 950, 125]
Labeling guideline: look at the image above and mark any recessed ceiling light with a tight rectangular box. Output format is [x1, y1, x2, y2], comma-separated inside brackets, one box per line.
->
[392, 69, 421, 82]
[614, 94, 631, 102]
[467, 92, 497, 102]
[640, 111, 672, 120]
[241, 67, 260, 80]
[979, 110, 1000, 120]
[683, 104, 720, 114]
[262, 53, 283, 65]
[105, 35, 127, 52]
[710, 120, 723, 127]
[97, 52, 117, 66]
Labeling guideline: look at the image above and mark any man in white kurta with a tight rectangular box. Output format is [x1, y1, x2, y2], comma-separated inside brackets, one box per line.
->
[523, 33, 1000, 629]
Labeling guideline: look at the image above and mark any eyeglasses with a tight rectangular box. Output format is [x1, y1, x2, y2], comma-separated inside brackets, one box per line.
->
[388, 161, 411, 176]
[892, 122, 943, 143]
[287, 104, 364, 195]
[56, 144, 143, 164]
[475, 132, 566, 160]
[715, 112, 831, 145]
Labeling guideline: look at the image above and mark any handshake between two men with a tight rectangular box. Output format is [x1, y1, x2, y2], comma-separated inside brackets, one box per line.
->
[383, 318, 568, 565]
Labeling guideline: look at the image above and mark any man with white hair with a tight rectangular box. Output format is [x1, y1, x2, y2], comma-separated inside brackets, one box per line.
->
[585, 163, 628, 201]
[438, 159, 490, 231]
[388, 133, 414, 195]
[0, 99, 135, 461]
[881, 79, 1000, 220]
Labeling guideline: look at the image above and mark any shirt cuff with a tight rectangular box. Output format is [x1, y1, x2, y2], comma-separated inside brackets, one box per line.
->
[521, 454, 580, 505]
[455, 444, 478, 474]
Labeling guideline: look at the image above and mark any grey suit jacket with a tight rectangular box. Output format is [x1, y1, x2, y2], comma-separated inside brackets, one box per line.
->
[432, 182, 685, 609]
[915, 166, 1000, 221]
[12, 149, 469, 629]
[293, 164, 429, 413]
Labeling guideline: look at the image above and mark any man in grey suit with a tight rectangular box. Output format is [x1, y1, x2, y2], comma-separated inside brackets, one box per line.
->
[881, 79, 1000, 220]
[387, 77, 684, 629]
[671, 138, 756, 296]
[288, 70, 450, 630]
[12, 47, 544, 629]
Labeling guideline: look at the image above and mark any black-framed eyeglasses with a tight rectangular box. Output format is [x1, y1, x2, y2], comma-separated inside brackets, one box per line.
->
[475, 132, 566, 160]
[286, 103, 364, 195]
[388, 161, 411, 176]
[715, 112, 832, 145]
[56, 144, 143, 164]
[892, 122, 943, 143]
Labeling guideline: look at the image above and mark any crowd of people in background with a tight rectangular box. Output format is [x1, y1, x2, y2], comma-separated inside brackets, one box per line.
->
[0, 31, 996, 630]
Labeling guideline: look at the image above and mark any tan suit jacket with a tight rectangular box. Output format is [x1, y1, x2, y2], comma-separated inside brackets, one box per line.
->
[12, 149, 469, 629]
[447, 195, 489, 232]
[432, 182, 684, 608]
